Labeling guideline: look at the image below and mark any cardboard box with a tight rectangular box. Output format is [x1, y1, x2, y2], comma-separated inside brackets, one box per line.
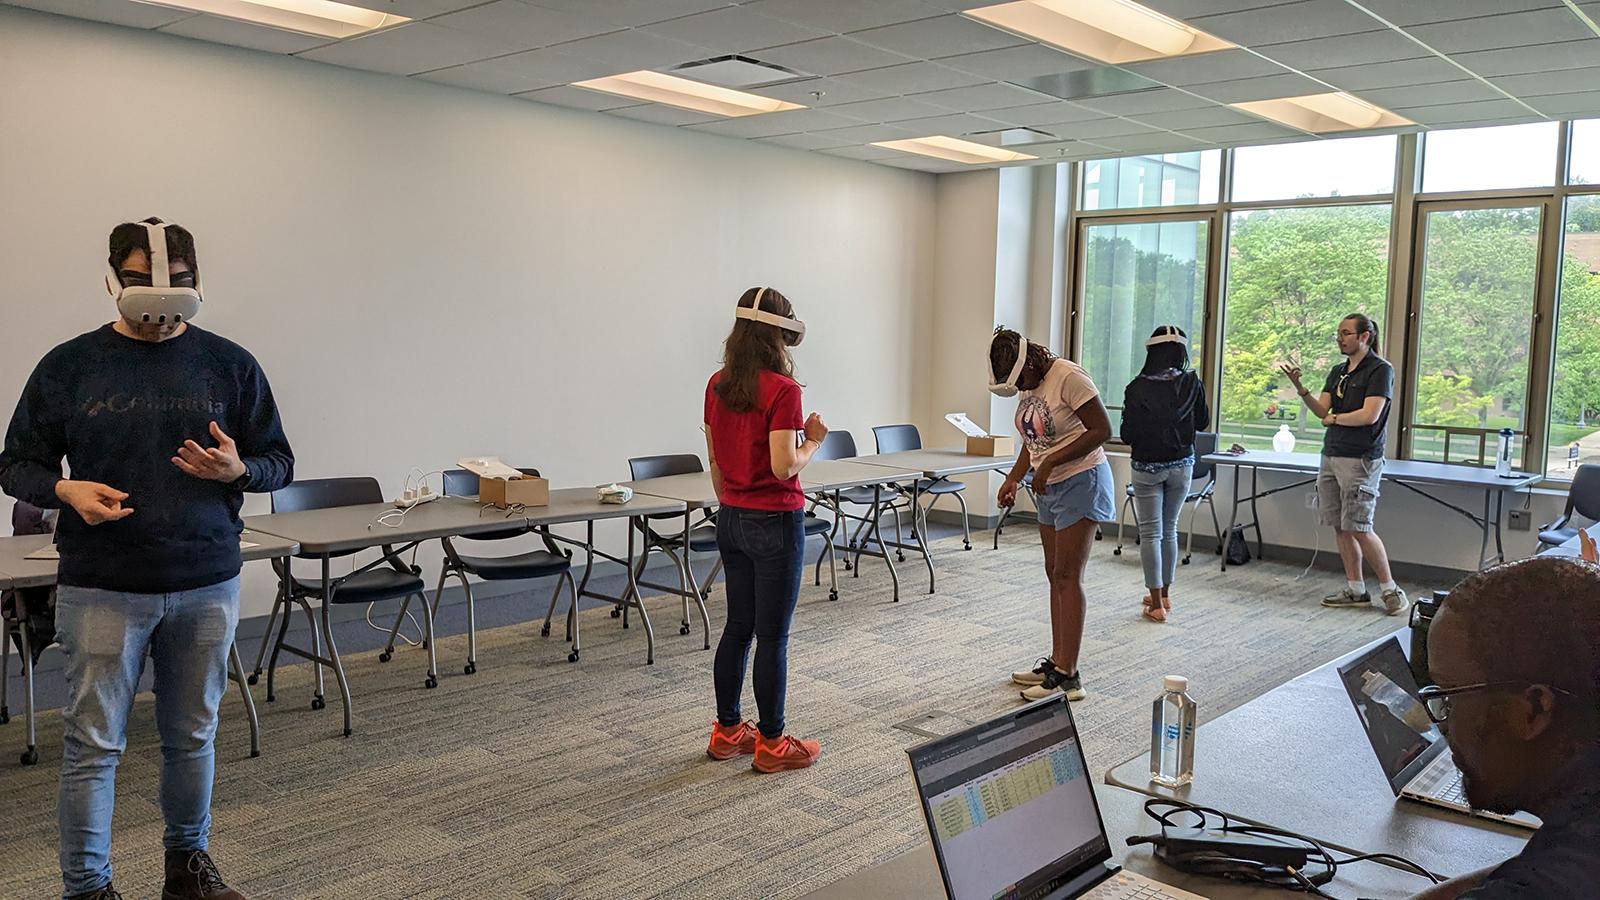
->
[479, 474, 549, 508]
[966, 435, 1015, 457]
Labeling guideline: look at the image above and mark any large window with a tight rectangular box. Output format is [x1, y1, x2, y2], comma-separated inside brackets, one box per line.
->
[1549, 194, 1600, 480]
[1218, 205, 1392, 450]
[1231, 136, 1396, 203]
[1407, 205, 1543, 466]
[1078, 217, 1208, 432]
[1079, 150, 1220, 210]
[1421, 122, 1560, 194]
[1569, 119, 1600, 186]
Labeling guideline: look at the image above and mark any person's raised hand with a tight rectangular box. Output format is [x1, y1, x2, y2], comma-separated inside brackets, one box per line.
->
[803, 413, 829, 445]
[1579, 528, 1597, 564]
[172, 421, 246, 483]
[55, 480, 134, 525]
[1279, 363, 1304, 390]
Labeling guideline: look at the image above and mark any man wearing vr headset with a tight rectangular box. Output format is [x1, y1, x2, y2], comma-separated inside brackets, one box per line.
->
[0, 218, 293, 900]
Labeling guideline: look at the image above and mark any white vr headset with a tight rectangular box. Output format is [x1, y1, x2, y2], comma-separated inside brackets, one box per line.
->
[989, 332, 1031, 398]
[1146, 325, 1188, 347]
[735, 287, 805, 346]
[105, 221, 201, 327]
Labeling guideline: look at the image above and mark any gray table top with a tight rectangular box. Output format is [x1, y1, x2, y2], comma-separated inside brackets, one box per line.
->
[802, 459, 921, 491]
[0, 530, 298, 589]
[851, 448, 1017, 479]
[1105, 630, 1529, 878]
[244, 496, 533, 554]
[1202, 451, 1538, 490]
[623, 472, 718, 510]
[799, 782, 1434, 899]
[515, 487, 683, 526]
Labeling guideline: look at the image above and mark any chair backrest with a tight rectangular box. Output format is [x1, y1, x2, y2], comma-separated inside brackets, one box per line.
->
[872, 423, 922, 454]
[1192, 432, 1219, 481]
[815, 430, 857, 461]
[271, 476, 382, 513]
[628, 454, 703, 481]
[1569, 463, 1600, 521]
[441, 467, 541, 497]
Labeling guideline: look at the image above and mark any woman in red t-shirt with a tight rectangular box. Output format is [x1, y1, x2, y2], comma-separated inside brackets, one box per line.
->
[703, 287, 828, 773]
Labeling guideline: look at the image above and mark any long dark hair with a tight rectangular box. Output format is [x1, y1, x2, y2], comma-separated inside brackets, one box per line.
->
[1343, 312, 1380, 354]
[714, 287, 797, 413]
[989, 327, 1055, 388]
[1141, 325, 1189, 376]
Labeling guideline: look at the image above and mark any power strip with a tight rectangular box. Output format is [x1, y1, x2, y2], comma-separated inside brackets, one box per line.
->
[393, 485, 438, 509]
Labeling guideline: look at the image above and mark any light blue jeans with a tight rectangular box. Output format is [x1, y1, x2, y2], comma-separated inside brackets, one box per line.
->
[1132, 465, 1192, 591]
[54, 576, 240, 898]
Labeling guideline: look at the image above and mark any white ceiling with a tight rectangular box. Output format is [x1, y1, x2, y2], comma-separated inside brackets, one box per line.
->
[11, 0, 1600, 173]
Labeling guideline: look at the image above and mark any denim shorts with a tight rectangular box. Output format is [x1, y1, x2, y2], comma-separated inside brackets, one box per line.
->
[1318, 455, 1383, 532]
[1035, 460, 1116, 529]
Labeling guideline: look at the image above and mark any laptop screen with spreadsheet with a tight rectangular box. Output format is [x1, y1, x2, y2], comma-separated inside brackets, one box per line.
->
[907, 697, 1110, 900]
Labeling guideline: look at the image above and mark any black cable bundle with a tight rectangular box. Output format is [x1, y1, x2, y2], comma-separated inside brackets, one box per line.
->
[1126, 798, 1444, 899]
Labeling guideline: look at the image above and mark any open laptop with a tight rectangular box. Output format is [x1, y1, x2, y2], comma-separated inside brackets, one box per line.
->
[1336, 637, 1540, 830]
[906, 696, 1207, 900]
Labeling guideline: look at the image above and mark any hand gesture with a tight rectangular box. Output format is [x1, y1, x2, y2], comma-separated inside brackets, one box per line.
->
[55, 480, 134, 525]
[1580, 528, 1597, 564]
[1279, 364, 1304, 390]
[172, 421, 247, 483]
[997, 479, 1018, 509]
[803, 412, 829, 445]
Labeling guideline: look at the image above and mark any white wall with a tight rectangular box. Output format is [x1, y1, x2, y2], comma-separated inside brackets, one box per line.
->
[0, 8, 937, 617]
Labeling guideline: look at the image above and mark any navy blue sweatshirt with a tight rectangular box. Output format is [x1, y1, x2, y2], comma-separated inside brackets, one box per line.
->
[0, 324, 294, 593]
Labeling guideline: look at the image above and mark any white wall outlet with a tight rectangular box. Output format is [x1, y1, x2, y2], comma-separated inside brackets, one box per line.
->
[1507, 508, 1530, 531]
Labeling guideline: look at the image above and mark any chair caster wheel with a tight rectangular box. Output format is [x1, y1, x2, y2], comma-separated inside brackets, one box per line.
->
[622, 620, 630, 629]
[311, 696, 325, 711]
[246, 673, 259, 686]
[610, 608, 622, 618]
[22, 748, 39, 766]
[378, 651, 392, 663]
[1113, 547, 1122, 556]
[843, 562, 853, 572]
[701, 590, 712, 601]
[540, 624, 551, 637]
[0, 709, 9, 725]
[679, 625, 690, 635]
[568, 651, 580, 663]
[963, 542, 971, 551]
[829, 591, 838, 602]
[343, 728, 352, 738]
[425, 676, 438, 689]
[1182, 556, 1192, 565]
[897, 553, 906, 562]
[464, 663, 476, 675]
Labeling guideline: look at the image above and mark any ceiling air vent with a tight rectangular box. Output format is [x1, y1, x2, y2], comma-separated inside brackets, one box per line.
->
[669, 55, 810, 89]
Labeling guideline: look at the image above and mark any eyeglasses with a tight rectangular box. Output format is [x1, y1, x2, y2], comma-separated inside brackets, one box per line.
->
[1416, 681, 1574, 724]
[1335, 330, 1359, 339]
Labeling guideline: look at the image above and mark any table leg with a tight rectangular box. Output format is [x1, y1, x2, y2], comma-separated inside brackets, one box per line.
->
[872, 485, 901, 602]
[623, 523, 655, 665]
[1494, 490, 1506, 565]
[228, 643, 260, 759]
[1250, 466, 1264, 560]
[1222, 464, 1242, 573]
[321, 556, 354, 737]
[1479, 490, 1493, 570]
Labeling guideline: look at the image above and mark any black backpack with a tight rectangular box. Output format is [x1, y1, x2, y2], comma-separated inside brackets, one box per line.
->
[1225, 525, 1251, 566]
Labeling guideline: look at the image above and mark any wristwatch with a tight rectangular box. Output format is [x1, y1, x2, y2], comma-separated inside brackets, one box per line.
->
[229, 470, 252, 491]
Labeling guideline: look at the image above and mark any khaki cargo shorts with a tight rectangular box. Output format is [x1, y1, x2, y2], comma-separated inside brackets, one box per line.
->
[1318, 455, 1383, 533]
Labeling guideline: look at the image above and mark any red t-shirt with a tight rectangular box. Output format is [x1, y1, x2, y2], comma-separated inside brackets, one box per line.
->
[705, 369, 805, 512]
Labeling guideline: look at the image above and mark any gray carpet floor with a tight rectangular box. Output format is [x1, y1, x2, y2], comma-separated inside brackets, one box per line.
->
[0, 531, 1416, 899]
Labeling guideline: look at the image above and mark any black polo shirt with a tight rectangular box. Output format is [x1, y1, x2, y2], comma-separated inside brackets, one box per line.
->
[1321, 352, 1392, 460]
[1461, 744, 1600, 899]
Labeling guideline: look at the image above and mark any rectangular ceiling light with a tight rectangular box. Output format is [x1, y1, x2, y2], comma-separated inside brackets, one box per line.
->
[572, 71, 804, 118]
[872, 135, 1038, 165]
[964, 0, 1233, 65]
[1231, 92, 1414, 133]
[132, 0, 407, 38]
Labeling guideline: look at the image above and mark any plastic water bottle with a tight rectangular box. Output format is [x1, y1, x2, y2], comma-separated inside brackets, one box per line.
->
[1150, 675, 1197, 787]
[1495, 428, 1515, 478]
[1272, 424, 1296, 453]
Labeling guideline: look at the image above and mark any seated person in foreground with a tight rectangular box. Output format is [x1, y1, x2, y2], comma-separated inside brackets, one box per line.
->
[1413, 555, 1599, 899]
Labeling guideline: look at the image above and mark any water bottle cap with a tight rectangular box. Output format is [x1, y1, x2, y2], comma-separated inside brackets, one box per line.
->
[1163, 675, 1188, 693]
[1279, 424, 1289, 430]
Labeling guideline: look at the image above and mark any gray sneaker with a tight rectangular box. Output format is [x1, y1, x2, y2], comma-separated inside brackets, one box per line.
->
[1381, 588, 1410, 617]
[1321, 589, 1372, 609]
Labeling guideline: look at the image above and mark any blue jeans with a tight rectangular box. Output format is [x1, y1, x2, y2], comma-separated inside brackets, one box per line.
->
[1132, 465, 1192, 591]
[54, 576, 241, 897]
[713, 506, 805, 739]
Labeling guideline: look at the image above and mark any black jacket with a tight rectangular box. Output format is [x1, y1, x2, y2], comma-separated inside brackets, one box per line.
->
[1120, 369, 1210, 464]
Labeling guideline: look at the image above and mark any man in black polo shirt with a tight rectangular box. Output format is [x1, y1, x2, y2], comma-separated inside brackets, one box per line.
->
[1280, 313, 1408, 616]
[1409, 556, 1599, 899]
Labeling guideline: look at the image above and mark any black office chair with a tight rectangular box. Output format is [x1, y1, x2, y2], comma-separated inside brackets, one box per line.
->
[256, 477, 432, 737]
[873, 423, 972, 551]
[423, 468, 576, 670]
[1114, 432, 1223, 565]
[627, 455, 717, 642]
[1538, 463, 1600, 552]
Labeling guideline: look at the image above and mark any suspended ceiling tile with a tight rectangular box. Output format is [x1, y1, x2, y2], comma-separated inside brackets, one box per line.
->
[752, 77, 892, 107]
[523, 0, 734, 29]
[907, 81, 1057, 111]
[828, 95, 961, 123]
[831, 61, 987, 94]
[429, 2, 615, 49]
[939, 43, 1099, 81]
[1187, 72, 1332, 104]
[757, 131, 857, 150]
[516, 84, 640, 111]
[981, 101, 1109, 127]
[1308, 56, 1472, 92]
[1525, 91, 1600, 117]
[640, 5, 830, 54]
[1405, 8, 1594, 56]
[1358, 0, 1564, 27]
[1121, 49, 1293, 87]
[1073, 87, 1216, 116]
[1190, 0, 1385, 46]
[755, 35, 917, 76]
[158, 14, 330, 54]
[416, 47, 619, 93]
[1450, 40, 1600, 78]
[1395, 98, 1541, 125]
[606, 103, 721, 126]
[685, 107, 859, 137]
[1255, 30, 1429, 71]
[1354, 80, 1507, 110]
[7, 0, 193, 29]
[744, 0, 949, 34]
[547, 27, 712, 69]
[297, 23, 537, 77]
[850, 13, 1026, 59]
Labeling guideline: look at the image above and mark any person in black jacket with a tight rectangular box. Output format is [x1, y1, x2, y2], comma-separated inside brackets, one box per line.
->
[0, 219, 292, 900]
[1119, 326, 1209, 623]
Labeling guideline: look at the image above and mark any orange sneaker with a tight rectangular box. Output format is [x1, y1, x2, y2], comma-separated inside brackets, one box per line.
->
[707, 721, 759, 760]
[752, 734, 821, 773]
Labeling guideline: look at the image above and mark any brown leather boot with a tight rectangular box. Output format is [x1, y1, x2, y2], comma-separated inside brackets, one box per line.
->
[162, 849, 247, 900]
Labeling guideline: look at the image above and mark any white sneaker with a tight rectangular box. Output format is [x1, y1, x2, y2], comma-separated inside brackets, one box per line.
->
[1381, 588, 1410, 617]
[1020, 668, 1084, 702]
[1011, 657, 1053, 686]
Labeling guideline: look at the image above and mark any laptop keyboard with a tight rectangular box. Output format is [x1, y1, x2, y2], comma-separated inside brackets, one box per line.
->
[1434, 770, 1467, 806]
[1082, 872, 1186, 899]
[1411, 755, 1468, 807]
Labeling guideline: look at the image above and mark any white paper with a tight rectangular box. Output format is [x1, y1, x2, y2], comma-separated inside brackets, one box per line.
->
[457, 456, 525, 480]
[945, 412, 990, 439]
